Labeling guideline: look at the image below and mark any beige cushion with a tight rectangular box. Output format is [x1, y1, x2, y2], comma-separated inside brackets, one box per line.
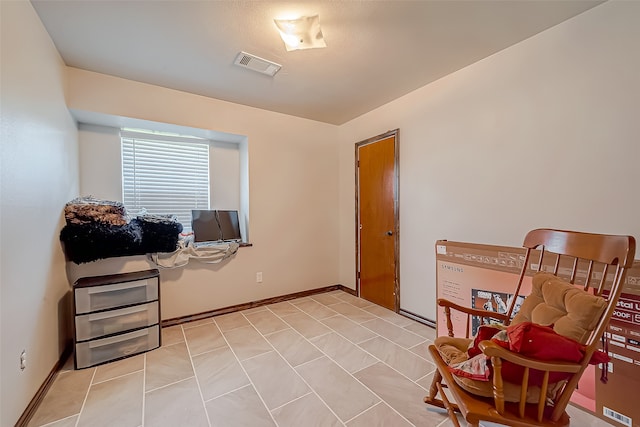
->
[434, 336, 472, 365]
[512, 272, 607, 343]
[434, 336, 556, 403]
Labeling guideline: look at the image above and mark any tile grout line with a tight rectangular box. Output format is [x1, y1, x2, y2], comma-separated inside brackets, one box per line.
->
[244, 310, 294, 337]
[74, 367, 147, 425]
[328, 313, 437, 425]
[183, 321, 230, 356]
[415, 367, 438, 385]
[189, 343, 229, 359]
[215, 312, 252, 333]
[73, 367, 97, 427]
[38, 413, 78, 427]
[317, 313, 427, 383]
[336, 304, 470, 427]
[341, 401, 385, 425]
[359, 316, 427, 347]
[216, 312, 282, 427]
[402, 322, 437, 340]
[237, 348, 275, 363]
[261, 326, 294, 338]
[407, 339, 437, 361]
[141, 354, 146, 427]
[180, 324, 213, 427]
[357, 334, 435, 381]
[181, 318, 214, 330]
[305, 338, 414, 425]
[59, 291, 428, 427]
[276, 302, 339, 323]
[309, 294, 344, 305]
[354, 321, 435, 380]
[288, 354, 327, 370]
[321, 300, 384, 324]
[91, 367, 145, 385]
[268, 391, 314, 412]
[248, 314, 348, 427]
[320, 314, 379, 345]
[333, 295, 376, 309]
[273, 292, 439, 425]
[202, 383, 253, 404]
[317, 302, 438, 394]
[342, 400, 413, 427]
[362, 307, 417, 328]
[309, 335, 418, 426]
[435, 408, 462, 427]
[264, 304, 303, 318]
[268, 296, 418, 426]
[144, 375, 196, 394]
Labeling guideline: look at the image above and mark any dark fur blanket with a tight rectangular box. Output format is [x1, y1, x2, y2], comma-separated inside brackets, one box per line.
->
[60, 218, 183, 264]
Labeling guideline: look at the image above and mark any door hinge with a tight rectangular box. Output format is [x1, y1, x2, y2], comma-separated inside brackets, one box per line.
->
[357, 271, 360, 279]
[357, 160, 360, 167]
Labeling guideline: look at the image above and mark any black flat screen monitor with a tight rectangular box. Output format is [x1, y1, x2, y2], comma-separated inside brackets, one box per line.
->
[191, 210, 241, 242]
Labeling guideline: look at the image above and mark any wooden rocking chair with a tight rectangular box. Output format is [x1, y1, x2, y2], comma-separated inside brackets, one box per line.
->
[424, 228, 635, 427]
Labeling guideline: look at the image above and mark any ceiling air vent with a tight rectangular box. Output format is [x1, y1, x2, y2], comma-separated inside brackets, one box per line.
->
[234, 51, 282, 77]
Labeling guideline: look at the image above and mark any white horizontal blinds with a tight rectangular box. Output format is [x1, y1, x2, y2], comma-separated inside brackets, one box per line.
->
[121, 130, 210, 232]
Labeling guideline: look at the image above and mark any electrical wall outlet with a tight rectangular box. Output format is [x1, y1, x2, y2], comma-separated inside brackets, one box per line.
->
[20, 350, 26, 371]
[256, 272, 263, 283]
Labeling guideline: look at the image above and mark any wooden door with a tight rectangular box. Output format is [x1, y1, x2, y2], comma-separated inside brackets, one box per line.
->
[356, 130, 399, 311]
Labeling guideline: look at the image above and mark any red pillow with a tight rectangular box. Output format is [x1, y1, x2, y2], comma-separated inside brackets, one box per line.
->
[502, 322, 584, 385]
[508, 322, 584, 361]
[461, 322, 610, 387]
[468, 325, 503, 358]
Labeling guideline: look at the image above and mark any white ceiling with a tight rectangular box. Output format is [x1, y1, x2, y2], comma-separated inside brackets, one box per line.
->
[31, 0, 604, 125]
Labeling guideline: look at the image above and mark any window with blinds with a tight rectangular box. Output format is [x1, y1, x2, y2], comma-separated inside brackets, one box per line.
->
[121, 130, 210, 232]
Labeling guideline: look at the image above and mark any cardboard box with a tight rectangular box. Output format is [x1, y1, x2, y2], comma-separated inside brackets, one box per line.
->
[435, 239, 640, 425]
[596, 289, 640, 427]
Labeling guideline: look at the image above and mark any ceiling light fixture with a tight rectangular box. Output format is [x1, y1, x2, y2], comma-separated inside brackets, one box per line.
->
[274, 15, 327, 51]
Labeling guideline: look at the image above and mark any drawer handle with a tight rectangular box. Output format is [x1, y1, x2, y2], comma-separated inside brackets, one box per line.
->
[87, 304, 149, 322]
[89, 328, 149, 348]
[87, 280, 149, 295]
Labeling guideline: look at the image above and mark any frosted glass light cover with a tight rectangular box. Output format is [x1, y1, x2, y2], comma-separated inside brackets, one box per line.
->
[274, 15, 327, 51]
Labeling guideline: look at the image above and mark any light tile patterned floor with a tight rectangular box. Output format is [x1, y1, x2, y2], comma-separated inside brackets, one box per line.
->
[28, 290, 610, 427]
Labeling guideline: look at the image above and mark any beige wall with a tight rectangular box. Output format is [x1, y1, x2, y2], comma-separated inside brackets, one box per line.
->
[0, 2, 80, 426]
[338, 0, 640, 321]
[66, 68, 342, 320]
[78, 124, 122, 201]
